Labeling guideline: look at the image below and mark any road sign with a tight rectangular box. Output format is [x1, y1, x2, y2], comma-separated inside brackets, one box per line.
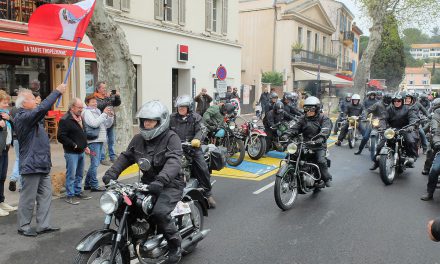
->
[216, 65, 227, 80]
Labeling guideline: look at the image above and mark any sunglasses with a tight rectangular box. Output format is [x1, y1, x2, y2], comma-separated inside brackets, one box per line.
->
[393, 100, 402, 103]
[303, 106, 316, 112]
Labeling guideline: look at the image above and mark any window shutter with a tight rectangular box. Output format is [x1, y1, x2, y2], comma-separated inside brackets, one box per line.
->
[178, 0, 186, 25]
[121, 0, 130, 11]
[221, 0, 228, 35]
[155, 0, 164, 21]
[206, 0, 212, 32]
[114, 0, 121, 10]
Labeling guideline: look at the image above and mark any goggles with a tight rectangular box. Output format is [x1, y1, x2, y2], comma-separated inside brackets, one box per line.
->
[303, 106, 317, 112]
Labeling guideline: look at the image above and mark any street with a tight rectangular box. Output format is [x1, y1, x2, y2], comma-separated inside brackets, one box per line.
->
[1, 145, 440, 264]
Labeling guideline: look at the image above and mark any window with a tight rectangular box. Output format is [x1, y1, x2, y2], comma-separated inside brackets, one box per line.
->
[322, 36, 326, 53]
[155, 0, 186, 25]
[409, 81, 414, 85]
[306, 30, 311, 51]
[353, 38, 358, 53]
[212, 0, 218, 32]
[423, 80, 428, 85]
[298, 27, 303, 44]
[206, 0, 228, 34]
[85, 61, 98, 96]
[314, 33, 319, 52]
[105, 0, 130, 11]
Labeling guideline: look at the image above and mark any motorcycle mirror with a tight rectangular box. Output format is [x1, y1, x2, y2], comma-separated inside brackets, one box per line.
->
[138, 158, 152, 171]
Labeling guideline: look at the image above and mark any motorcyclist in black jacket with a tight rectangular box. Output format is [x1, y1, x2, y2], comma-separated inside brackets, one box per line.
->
[363, 91, 379, 109]
[336, 94, 365, 146]
[420, 93, 431, 110]
[370, 92, 419, 170]
[170, 95, 216, 208]
[263, 101, 294, 150]
[282, 92, 303, 118]
[291, 96, 333, 187]
[102, 101, 184, 263]
[265, 92, 279, 114]
[333, 93, 352, 135]
[405, 92, 429, 153]
[421, 98, 440, 201]
[354, 93, 392, 157]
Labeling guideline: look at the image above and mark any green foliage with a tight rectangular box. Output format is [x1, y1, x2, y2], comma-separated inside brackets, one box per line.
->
[359, 36, 369, 59]
[291, 42, 304, 53]
[370, 15, 406, 88]
[402, 28, 430, 44]
[261, 71, 283, 86]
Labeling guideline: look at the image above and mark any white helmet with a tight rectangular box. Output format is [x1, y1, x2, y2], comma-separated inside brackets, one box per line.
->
[351, 94, 361, 100]
[136, 100, 170, 141]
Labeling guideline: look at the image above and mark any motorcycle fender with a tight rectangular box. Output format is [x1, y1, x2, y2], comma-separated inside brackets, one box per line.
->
[76, 229, 117, 252]
[251, 130, 267, 137]
[276, 163, 292, 178]
[379, 147, 390, 155]
[183, 189, 209, 217]
[370, 130, 378, 137]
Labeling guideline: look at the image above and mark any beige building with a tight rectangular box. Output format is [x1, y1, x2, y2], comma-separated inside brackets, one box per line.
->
[402, 67, 431, 92]
[240, 0, 340, 98]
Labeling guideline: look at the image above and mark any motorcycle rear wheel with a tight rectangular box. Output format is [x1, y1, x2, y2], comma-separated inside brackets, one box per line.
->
[183, 201, 204, 255]
[247, 135, 267, 160]
[274, 172, 298, 211]
[73, 242, 129, 264]
[226, 138, 245, 166]
[379, 153, 396, 185]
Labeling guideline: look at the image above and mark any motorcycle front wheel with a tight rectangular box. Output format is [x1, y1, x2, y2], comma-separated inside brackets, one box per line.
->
[247, 135, 267, 160]
[379, 152, 396, 185]
[274, 172, 298, 211]
[74, 242, 129, 264]
[226, 138, 245, 166]
[348, 130, 355, 149]
[369, 136, 377, 161]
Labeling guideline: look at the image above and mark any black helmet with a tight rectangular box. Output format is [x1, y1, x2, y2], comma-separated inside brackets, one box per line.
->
[221, 103, 235, 116]
[405, 91, 416, 105]
[420, 93, 429, 101]
[273, 101, 284, 114]
[383, 93, 392, 106]
[283, 92, 294, 101]
[270, 92, 279, 99]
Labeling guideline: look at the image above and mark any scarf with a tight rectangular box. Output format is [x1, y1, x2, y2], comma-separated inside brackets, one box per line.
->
[93, 92, 105, 99]
[70, 111, 83, 128]
[0, 109, 12, 130]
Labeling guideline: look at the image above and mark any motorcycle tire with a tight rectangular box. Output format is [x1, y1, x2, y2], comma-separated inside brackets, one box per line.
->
[348, 130, 355, 149]
[247, 136, 267, 160]
[369, 137, 377, 161]
[226, 139, 245, 166]
[379, 153, 396, 185]
[274, 172, 298, 211]
[73, 241, 129, 264]
[183, 201, 205, 255]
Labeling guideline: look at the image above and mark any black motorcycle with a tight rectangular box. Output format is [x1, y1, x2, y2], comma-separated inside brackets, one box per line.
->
[274, 129, 331, 211]
[74, 159, 209, 264]
[269, 119, 298, 152]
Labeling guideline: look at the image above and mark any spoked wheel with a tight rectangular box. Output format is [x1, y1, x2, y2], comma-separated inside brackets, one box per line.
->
[182, 201, 204, 255]
[379, 152, 396, 185]
[348, 130, 356, 149]
[74, 242, 129, 264]
[225, 137, 245, 166]
[274, 172, 298, 211]
[247, 135, 267, 160]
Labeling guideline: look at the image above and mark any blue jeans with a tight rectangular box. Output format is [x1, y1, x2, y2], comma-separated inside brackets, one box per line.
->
[10, 139, 22, 187]
[101, 126, 116, 161]
[0, 149, 8, 203]
[86, 142, 103, 189]
[419, 127, 428, 150]
[64, 152, 85, 197]
[427, 152, 440, 194]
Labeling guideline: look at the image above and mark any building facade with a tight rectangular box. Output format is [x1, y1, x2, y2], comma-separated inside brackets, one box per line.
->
[410, 43, 440, 60]
[402, 67, 431, 92]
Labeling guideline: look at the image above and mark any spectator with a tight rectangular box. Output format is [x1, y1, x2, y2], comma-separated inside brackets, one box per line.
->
[0, 90, 16, 217]
[82, 95, 114, 192]
[30, 79, 40, 94]
[259, 87, 270, 114]
[194, 88, 212, 116]
[8, 91, 23, 192]
[15, 85, 65, 237]
[58, 98, 92, 205]
[232, 87, 240, 100]
[93, 81, 121, 166]
[225, 86, 233, 101]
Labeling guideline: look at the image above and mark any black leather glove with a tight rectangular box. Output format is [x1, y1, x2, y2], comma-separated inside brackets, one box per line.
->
[315, 137, 325, 144]
[102, 174, 112, 185]
[148, 181, 164, 195]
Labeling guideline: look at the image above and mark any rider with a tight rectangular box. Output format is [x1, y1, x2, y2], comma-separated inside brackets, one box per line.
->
[421, 98, 440, 201]
[363, 91, 378, 109]
[282, 92, 303, 118]
[203, 102, 235, 136]
[333, 93, 352, 135]
[335, 94, 364, 146]
[370, 92, 419, 170]
[263, 101, 294, 150]
[290, 96, 333, 187]
[419, 93, 431, 110]
[405, 91, 429, 154]
[102, 101, 184, 264]
[170, 95, 216, 208]
[291, 92, 299, 108]
[265, 92, 279, 114]
[354, 93, 392, 156]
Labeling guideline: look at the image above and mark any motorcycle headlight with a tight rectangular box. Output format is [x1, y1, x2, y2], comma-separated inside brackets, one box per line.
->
[287, 143, 298, 154]
[384, 129, 395, 140]
[372, 119, 380, 127]
[141, 195, 154, 215]
[229, 124, 236, 130]
[100, 191, 119, 215]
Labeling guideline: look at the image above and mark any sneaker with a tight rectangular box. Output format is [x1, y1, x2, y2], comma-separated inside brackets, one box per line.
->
[84, 186, 91, 191]
[422, 169, 429, 175]
[8, 181, 16, 192]
[207, 196, 217, 209]
[100, 160, 112, 166]
[65, 197, 80, 205]
[0, 202, 17, 212]
[354, 150, 362, 155]
[0, 208, 9, 217]
[75, 193, 92, 200]
[90, 186, 106, 192]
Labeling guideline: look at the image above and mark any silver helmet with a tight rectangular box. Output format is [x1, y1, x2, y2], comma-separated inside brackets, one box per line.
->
[175, 95, 194, 111]
[136, 100, 170, 141]
[432, 98, 440, 110]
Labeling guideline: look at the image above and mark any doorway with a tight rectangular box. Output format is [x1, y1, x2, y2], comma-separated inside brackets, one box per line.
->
[172, 68, 178, 106]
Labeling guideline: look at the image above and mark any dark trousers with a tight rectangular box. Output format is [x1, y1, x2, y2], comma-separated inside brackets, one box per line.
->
[333, 113, 344, 134]
[192, 149, 212, 196]
[427, 153, 440, 194]
[424, 149, 436, 172]
[0, 148, 8, 203]
[337, 122, 365, 142]
[314, 149, 332, 182]
[151, 187, 183, 245]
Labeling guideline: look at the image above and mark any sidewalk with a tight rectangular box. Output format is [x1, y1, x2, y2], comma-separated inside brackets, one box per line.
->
[3, 142, 114, 206]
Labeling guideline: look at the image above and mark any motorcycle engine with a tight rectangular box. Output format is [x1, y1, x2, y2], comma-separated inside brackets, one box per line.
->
[301, 171, 316, 187]
[131, 220, 149, 239]
[181, 156, 191, 182]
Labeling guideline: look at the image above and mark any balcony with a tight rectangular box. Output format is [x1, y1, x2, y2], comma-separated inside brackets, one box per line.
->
[342, 61, 352, 72]
[0, 0, 50, 23]
[291, 49, 337, 70]
[342, 31, 354, 46]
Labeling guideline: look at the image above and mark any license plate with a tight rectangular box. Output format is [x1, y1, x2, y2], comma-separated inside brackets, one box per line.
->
[171, 201, 191, 217]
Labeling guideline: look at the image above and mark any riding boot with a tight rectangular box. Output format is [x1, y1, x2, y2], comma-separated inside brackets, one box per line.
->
[157, 216, 182, 263]
[355, 137, 369, 155]
[421, 193, 434, 201]
[370, 161, 379, 170]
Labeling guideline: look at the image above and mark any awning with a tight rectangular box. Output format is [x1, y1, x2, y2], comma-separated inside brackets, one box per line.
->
[0, 31, 95, 59]
[294, 68, 353, 85]
[367, 79, 384, 90]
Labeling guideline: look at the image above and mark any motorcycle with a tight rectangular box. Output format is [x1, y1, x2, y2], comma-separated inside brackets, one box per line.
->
[368, 114, 383, 161]
[236, 116, 267, 160]
[181, 142, 225, 177]
[274, 128, 331, 211]
[345, 116, 362, 149]
[74, 159, 209, 264]
[378, 122, 417, 185]
[269, 119, 298, 152]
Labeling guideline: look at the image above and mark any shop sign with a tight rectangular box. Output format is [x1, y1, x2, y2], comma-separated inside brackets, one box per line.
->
[23, 44, 68, 56]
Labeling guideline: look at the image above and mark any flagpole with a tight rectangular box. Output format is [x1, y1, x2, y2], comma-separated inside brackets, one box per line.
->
[56, 36, 81, 107]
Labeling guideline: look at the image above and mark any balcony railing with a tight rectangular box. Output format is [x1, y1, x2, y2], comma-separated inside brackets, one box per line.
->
[292, 49, 337, 69]
[342, 61, 353, 71]
[0, 0, 50, 23]
[343, 31, 354, 46]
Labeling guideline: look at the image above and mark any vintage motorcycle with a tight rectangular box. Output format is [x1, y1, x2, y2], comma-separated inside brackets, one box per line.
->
[268, 119, 298, 152]
[236, 116, 267, 160]
[378, 122, 418, 185]
[274, 128, 331, 211]
[74, 159, 209, 264]
[345, 115, 362, 149]
[367, 114, 383, 161]
[181, 142, 225, 177]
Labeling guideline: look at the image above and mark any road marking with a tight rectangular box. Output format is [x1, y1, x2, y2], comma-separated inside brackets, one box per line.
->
[253, 181, 275, 194]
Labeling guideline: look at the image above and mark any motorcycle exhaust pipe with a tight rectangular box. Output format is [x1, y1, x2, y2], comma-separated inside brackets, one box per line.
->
[182, 229, 210, 253]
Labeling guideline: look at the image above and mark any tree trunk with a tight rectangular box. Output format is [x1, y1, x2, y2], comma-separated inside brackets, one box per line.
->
[86, 0, 136, 154]
[353, 9, 386, 96]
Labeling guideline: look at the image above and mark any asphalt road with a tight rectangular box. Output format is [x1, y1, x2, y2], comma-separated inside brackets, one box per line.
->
[1, 145, 440, 264]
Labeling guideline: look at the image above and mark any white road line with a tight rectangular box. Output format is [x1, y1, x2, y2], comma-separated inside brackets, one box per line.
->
[253, 181, 275, 195]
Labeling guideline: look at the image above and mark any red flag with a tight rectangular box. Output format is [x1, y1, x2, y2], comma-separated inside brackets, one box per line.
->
[28, 0, 96, 41]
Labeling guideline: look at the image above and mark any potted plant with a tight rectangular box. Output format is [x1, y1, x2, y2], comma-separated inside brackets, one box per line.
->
[291, 42, 304, 54]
